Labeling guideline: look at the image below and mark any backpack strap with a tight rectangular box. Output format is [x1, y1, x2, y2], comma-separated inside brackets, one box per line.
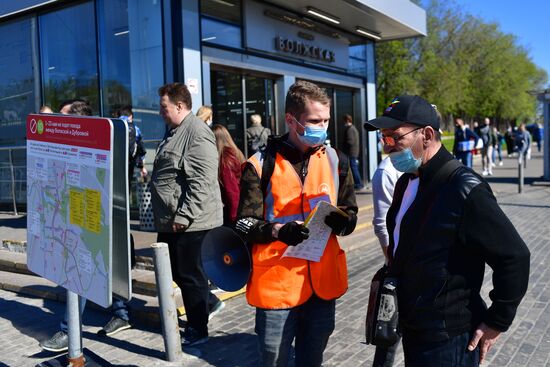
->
[335, 148, 349, 189]
[259, 136, 281, 197]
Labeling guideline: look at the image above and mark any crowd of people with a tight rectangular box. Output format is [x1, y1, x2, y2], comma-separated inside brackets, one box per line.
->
[452, 116, 542, 173]
[35, 84, 533, 367]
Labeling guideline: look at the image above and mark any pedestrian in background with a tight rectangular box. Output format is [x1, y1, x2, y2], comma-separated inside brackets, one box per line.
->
[39, 105, 53, 113]
[212, 124, 245, 226]
[342, 114, 363, 190]
[365, 95, 530, 366]
[480, 117, 494, 176]
[235, 81, 358, 366]
[246, 114, 270, 156]
[514, 123, 532, 163]
[534, 122, 543, 152]
[452, 118, 479, 168]
[505, 126, 515, 157]
[196, 105, 213, 127]
[151, 83, 224, 347]
[492, 127, 504, 166]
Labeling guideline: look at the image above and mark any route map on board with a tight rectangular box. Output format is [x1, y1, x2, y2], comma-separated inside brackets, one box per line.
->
[26, 115, 113, 307]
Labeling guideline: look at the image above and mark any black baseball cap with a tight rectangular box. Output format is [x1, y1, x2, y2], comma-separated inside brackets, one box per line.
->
[364, 95, 440, 131]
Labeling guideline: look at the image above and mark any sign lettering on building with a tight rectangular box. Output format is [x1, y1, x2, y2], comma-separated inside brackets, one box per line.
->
[275, 36, 335, 63]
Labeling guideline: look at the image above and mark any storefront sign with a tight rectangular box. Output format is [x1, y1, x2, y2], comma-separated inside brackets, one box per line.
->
[275, 36, 335, 63]
[244, 1, 349, 69]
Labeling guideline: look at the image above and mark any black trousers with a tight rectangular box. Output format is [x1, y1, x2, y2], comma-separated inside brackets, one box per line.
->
[157, 231, 219, 335]
[402, 331, 479, 367]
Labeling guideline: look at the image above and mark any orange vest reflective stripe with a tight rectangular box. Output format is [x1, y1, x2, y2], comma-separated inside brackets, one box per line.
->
[246, 147, 348, 309]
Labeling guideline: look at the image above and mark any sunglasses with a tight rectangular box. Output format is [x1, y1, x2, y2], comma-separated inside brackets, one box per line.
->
[381, 127, 422, 147]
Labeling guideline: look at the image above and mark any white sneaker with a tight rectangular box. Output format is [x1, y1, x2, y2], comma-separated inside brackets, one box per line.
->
[491, 163, 496, 168]
[482, 170, 489, 176]
[488, 171, 493, 176]
[498, 161, 503, 166]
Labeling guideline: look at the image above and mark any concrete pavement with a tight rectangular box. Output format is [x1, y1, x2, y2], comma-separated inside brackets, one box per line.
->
[0, 148, 549, 366]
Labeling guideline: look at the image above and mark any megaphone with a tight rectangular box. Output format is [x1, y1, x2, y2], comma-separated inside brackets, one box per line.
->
[201, 226, 251, 292]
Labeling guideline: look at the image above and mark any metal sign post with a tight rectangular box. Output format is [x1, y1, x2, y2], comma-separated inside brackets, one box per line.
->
[67, 290, 84, 366]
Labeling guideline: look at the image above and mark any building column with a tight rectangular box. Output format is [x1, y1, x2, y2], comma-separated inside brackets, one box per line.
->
[365, 42, 378, 182]
[165, 0, 203, 111]
[275, 75, 295, 135]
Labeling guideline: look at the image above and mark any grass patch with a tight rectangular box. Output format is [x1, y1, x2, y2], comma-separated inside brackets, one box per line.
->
[442, 136, 454, 152]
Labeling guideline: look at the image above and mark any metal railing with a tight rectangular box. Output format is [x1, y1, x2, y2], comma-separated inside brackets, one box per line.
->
[0, 141, 162, 217]
[0, 145, 26, 215]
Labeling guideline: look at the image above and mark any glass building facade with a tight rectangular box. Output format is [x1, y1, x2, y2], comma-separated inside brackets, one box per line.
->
[0, 0, 425, 207]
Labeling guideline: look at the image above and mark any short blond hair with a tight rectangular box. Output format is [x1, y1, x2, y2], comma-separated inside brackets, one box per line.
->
[196, 105, 213, 123]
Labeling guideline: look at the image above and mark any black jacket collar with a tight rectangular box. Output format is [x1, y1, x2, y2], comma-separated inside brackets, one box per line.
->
[418, 145, 454, 186]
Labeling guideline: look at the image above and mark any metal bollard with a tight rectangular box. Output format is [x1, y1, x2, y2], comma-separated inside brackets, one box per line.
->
[518, 153, 524, 194]
[151, 242, 182, 361]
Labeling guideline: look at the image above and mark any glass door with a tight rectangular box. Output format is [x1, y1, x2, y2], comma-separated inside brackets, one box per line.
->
[211, 69, 244, 149]
[335, 89, 355, 149]
[210, 67, 276, 155]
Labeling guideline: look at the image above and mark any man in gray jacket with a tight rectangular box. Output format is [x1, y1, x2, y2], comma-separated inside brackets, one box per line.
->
[152, 83, 224, 347]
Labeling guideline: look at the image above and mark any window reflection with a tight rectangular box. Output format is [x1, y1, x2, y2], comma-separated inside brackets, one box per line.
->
[0, 17, 35, 145]
[97, 0, 132, 116]
[40, 2, 99, 113]
[201, 0, 242, 48]
[348, 44, 368, 77]
[127, 0, 165, 140]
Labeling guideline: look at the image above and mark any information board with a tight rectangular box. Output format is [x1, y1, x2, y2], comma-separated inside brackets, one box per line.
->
[25, 114, 130, 308]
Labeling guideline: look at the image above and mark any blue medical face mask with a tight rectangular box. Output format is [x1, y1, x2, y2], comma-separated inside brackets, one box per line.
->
[389, 148, 422, 173]
[293, 117, 328, 147]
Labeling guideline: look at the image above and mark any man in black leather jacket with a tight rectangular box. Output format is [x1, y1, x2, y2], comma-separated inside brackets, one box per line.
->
[364, 95, 530, 366]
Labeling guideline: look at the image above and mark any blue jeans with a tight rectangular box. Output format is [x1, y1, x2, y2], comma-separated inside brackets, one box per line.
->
[255, 295, 335, 367]
[456, 152, 472, 168]
[60, 296, 129, 333]
[402, 331, 479, 367]
[349, 157, 363, 188]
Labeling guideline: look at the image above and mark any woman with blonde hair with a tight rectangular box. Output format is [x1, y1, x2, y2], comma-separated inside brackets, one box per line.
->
[211, 124, 245, 225]
[196, 105, 213, 126]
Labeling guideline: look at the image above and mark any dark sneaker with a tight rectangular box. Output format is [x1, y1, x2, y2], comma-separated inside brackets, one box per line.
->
[97, 316, 131, 336]
[181, 327, 208, 347]
[208, 282, 224, 295]
[40, 331, 68, 352]
[208, 300, 225, 321]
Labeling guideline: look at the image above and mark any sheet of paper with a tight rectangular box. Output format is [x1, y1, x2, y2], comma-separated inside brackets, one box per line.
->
[282, 201, 347, 262]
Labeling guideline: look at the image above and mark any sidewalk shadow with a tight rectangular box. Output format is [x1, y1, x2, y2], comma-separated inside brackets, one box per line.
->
[0, 296, 63, 343]
[183, 332, 262, 366]
[80, 330, 164, 360]
[484, 176, 538, 185]
[0, 214, 27, 229]
[35, 348, 140, 367]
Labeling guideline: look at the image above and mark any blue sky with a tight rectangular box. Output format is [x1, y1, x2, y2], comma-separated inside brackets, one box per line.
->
[449, 0, 549, 86]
